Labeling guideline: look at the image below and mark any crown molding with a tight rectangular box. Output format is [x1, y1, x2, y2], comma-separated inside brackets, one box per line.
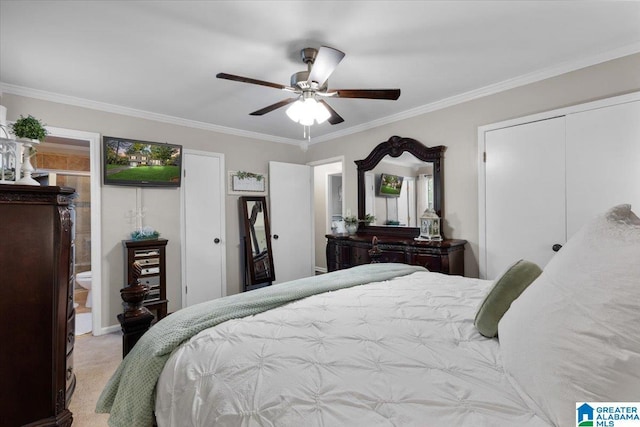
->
[0, 83, 303, 146]
[310, 42, 640, 144]
[2, 42, 639, 147]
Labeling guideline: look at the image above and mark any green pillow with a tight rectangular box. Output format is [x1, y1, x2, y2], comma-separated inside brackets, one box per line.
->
[474, 259, 542, 338]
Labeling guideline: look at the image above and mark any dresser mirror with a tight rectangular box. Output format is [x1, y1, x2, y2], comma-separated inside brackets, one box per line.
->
[356, 136, 445, 237]
[239, 196, 275, 289]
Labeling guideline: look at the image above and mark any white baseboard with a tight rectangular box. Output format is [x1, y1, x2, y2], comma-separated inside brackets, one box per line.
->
[93, 324, 121, 336]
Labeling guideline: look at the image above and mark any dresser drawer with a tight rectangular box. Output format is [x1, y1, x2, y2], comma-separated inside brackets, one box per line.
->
[414, 253, 443, 272]
[139, 275, 160, 287]
[66, 350, 75, 393]
[66, 313, 75, 355]
[134, 248, 160, 258]
[67, 291, 75, 318]
[137, 257, 159, 267]
[378, 250, 408, 264]
[141, 266, 160, 275]
[351, 246, 371, 265]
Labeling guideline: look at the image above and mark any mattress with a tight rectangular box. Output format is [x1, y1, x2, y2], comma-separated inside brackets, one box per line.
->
[155, 271, 550, 426]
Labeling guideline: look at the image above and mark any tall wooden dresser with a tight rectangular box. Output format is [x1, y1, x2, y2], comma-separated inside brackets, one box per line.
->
[0, 185, 76, 427]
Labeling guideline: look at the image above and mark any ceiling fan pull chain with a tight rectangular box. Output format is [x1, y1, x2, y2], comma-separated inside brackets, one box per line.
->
[299, 125, 310, 151]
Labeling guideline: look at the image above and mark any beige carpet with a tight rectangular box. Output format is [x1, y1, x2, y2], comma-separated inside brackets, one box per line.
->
[69, 332, 122, 427]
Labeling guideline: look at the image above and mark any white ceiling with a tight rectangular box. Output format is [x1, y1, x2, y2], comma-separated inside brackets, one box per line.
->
[1, 1, 639, 145]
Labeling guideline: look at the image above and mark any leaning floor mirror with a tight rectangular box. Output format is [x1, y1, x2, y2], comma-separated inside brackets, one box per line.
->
[239, 196, 275, 291]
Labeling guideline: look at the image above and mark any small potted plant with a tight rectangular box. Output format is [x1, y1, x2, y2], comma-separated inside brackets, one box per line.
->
[10, 114, 48, 142]
[362, 213, 376, 225]
[11, 115, 48, 186]
[344, 216, 359, 235]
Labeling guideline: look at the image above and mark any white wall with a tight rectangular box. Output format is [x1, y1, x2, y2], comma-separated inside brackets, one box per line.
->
[306, 53, 640, 278]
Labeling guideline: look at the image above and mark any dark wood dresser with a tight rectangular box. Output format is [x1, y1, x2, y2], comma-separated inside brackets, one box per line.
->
[0, 185, 76, 427]
[326, 233, 467, 276]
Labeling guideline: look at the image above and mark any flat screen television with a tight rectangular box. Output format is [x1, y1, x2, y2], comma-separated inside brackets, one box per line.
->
[378, 173, 404, 197]
[103, 136, 182, 187]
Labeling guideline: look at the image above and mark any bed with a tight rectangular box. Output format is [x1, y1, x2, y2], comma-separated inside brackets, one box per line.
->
[97, 205, 640, 427]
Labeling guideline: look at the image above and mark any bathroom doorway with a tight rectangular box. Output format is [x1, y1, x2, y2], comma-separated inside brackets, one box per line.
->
[37, 127, 103, 335]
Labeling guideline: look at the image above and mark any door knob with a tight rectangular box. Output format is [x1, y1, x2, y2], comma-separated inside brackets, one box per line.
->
[552, 244, 562, 252]
[214, 238, 220, 244]
[273, 234, 279, 240]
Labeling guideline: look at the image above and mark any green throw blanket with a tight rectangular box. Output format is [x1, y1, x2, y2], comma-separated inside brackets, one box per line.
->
[96, 263, 425, 427]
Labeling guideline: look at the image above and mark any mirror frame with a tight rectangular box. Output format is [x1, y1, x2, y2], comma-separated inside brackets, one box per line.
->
[239, 196, 276, 289]
[356, 135, 446, 238]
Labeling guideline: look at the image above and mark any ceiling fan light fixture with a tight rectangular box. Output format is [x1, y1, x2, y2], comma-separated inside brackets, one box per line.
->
[286, 96, 330, 126]
[218, 45, 399, 134]
[313, 99, 331, 124]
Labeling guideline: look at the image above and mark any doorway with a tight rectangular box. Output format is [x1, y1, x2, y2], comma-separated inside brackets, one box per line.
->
[42, 127, 103, 334]
[310, 157, 344, 274]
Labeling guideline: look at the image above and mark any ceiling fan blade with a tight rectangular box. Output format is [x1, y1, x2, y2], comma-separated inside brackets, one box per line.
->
[318, 100, 344, 125]
[249, 98, 297, 116]
[217, 72, 288, 90]
[307, 46, 345, 87]
[332, 89, 401, 100]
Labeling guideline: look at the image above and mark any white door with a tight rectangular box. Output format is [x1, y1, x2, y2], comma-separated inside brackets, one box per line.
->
[269, 161, 313, 283]
[484, 117, 566, 279]
[566, 100, 640, 237]
[181, 150, 225, 306]
[328, 174, 343, 222]
[401, 177, 416, 227]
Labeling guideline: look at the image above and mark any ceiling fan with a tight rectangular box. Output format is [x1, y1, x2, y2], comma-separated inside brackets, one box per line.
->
[216, 46, 401, 127]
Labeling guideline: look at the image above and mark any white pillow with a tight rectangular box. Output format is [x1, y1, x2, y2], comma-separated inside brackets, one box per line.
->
[499, 204, 640, 426]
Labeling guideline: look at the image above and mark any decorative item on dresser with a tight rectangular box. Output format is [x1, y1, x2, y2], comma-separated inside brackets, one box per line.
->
[122, 238, 169, 321]
[0, 185, 76, 427]
[327, 135, 467, 275]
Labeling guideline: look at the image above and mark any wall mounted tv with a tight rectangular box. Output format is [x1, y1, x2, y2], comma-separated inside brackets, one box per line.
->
[103, 136, 182, 187]
[378, 173, 404, 197]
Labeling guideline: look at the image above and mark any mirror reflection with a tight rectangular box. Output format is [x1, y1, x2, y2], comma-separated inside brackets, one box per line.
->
[240, 196, 275, 290]
[364, 153, 435, 227]
[357, 136, 444, 237]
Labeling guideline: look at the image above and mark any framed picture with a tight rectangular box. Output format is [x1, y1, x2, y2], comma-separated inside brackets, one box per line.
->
[228, 170, 268, 195]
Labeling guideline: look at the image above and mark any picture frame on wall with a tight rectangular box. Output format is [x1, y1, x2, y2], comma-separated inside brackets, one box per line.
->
[227, 170, 268, 195]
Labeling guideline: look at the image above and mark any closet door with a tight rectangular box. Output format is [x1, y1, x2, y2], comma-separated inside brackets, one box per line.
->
[484, 117, 566, 279]
[566, 100, 640, 237]
[181, 150, 225, 306]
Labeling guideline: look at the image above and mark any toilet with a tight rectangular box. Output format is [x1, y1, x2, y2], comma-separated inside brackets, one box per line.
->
[75, 271, 92, 308]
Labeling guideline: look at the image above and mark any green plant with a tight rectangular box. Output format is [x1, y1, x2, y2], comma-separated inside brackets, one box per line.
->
[344, 216, 358, 224]
[131, 226, 160, 240]
[363, 213, 376, 223]
[236, 171, 263, 181]
[10, 114, 48, 141]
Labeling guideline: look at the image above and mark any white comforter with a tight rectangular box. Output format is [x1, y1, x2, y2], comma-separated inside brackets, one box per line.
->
[155, 271, 549, 427]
